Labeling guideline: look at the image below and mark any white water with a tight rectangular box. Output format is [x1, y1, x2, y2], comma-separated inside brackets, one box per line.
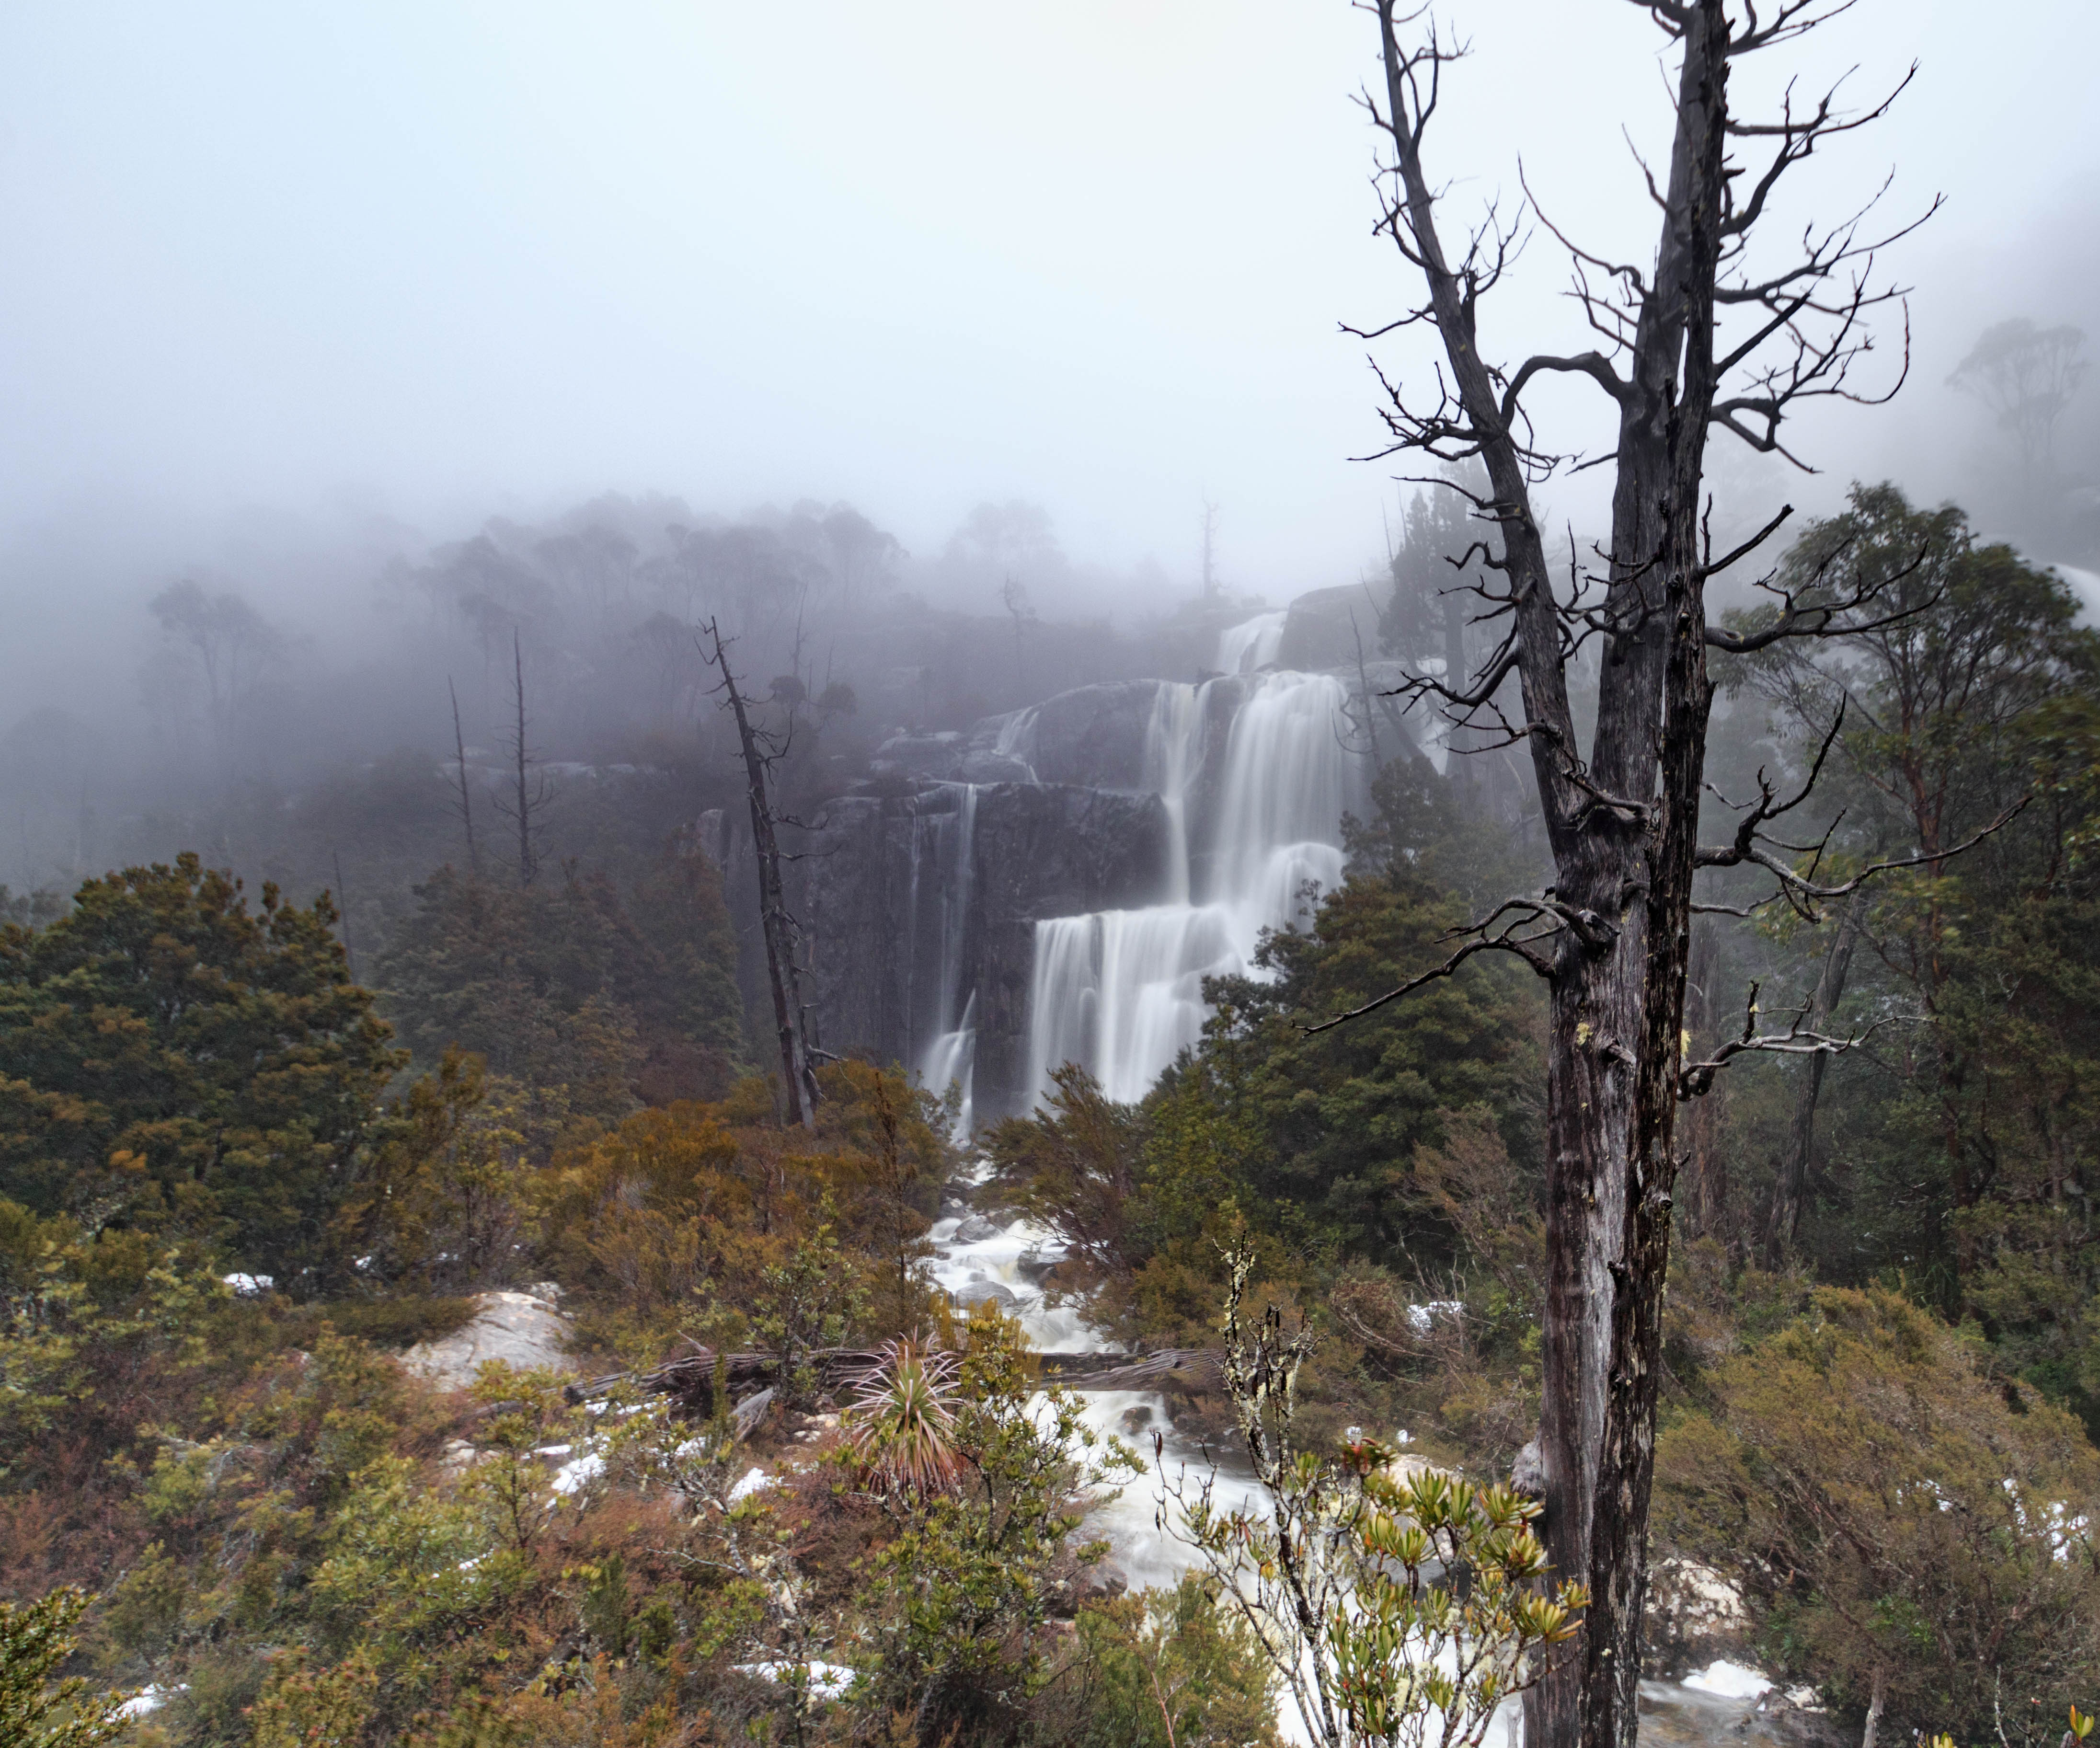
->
[917, 616, 1758, 1743]
[909, 784, 980, 1139]
[1216, 609, 1286, 675]
[1023, 651, 1352, 1105]
[921, 1205, 1259, 1594]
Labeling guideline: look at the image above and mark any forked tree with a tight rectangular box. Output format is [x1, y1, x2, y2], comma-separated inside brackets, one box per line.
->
[1324, 5, 1966, 1747]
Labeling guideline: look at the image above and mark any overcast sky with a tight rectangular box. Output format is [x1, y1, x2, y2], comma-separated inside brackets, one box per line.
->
[2, 0, 2095, 634]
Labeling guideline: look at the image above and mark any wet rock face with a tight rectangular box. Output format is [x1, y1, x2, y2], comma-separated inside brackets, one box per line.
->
[1277, 585, 1377, 672]
[709, 779, 1169, 1117]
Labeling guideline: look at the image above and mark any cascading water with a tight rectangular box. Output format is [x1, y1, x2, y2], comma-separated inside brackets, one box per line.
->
[991, 706, 1040, 782]
[914, 615, 1755, 1743]
[1024, 649, 1354, 1106]
[907, 783, 980, 1138]
[1216, 608, 1286, 675]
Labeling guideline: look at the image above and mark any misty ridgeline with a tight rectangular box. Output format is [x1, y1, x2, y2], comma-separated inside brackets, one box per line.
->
[7, 9, 2100, 1748]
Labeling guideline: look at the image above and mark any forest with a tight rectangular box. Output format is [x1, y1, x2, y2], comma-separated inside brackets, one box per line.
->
[6, 3, 2100, 1748]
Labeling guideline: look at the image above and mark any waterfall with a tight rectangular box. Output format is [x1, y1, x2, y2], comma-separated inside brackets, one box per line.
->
[908, 783, 979, 1136]
[1216, 609, 1285, 675]
[1024, 636, 1354, 1106]
[1141, 681, 1205, 905]
[992, 707, 1040, 782]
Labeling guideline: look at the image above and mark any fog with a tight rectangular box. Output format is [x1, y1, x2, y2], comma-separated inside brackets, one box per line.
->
[3, 0, 2098, 897]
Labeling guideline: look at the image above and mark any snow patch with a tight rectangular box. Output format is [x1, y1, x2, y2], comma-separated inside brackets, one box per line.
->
[736, 1660, 854, 1701]
[728, 1465, 775, 1505]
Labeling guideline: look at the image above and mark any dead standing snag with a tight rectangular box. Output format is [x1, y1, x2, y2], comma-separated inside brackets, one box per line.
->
[701, 617, 821, 1130]
[1327, 5, 1937, 1747]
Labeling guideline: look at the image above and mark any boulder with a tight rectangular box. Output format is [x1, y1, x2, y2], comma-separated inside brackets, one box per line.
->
[401, 1289, 574, 1390]
[1277, 585, 1379, 672]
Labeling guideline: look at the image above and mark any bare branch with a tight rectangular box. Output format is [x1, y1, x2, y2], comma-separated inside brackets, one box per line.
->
[1677, 977, 1889, 1099]
[1300, 895, 1560, 1035]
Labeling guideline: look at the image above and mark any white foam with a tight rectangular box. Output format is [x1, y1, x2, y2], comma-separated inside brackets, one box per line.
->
[1682, 1660, 1774, 1700]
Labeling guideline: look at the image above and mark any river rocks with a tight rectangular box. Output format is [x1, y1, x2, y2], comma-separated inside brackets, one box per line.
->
[401, 1288, 574, 1390]
[950, 1215, 1001, 1242]
[1045, 1554, 1130, 1618]
[953, 1277, 1020, 1311]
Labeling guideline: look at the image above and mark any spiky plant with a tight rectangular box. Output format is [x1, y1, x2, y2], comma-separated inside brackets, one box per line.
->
[846, 1335, 964, 1499]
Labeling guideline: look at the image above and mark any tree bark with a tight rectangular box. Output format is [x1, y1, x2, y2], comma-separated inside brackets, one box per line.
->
[510, 631, 538, 888]
[1677, 922, 1725, 1242]
[704, 621, 819, 1130]
[449, 675, 481, 878]
[1442, 575, 1474, 808]
[1763, 886, 1868, 1265]
[1368, 8, 1733, 1746]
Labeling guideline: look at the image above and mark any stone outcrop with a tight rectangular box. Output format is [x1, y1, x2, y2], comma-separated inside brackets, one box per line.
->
[704, 610, 1429, 1124]
[1278, 584, 1380, 672]
[705, 777, 1169, 1118]
[402, 1288, 574, 1390]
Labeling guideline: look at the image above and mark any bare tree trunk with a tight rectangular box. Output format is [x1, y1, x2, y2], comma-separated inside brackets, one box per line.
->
[1762, 886, 1868, 1265]
[1441, 574, 1473, 808]
[1861, 1667, 1884, 1748]
[703, 620, 819, 1130]
[449, 675, 481, 878]
[510, 631, 538, 888]
[1364, 8, 1833, 1746]
[331, 849, 356, 982]
[1350, 609, 1384, 770]
[1678, 922, 1725, 1242]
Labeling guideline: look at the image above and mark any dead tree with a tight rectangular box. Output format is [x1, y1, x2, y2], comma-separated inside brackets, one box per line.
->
[1323, 7, 1945, 1746]
[701, 618, 820, 1130]
[448, 676, 481, 878]
[490, 631, 550, 888]
[1674, 920, 1725, 1242]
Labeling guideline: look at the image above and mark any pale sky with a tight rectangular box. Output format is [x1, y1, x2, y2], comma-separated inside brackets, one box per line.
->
[2, 1, 2095, 642]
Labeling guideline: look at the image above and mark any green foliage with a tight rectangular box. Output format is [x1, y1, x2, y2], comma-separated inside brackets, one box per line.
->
[246, 1646, 379, 1748]
[543, 1063, 945, 1366]
[1198, 856, 1541, 1266]
[1167, 1248, 1583, 1748]
[1710, 483, 2100, 1419]
[0, 1588, 132, 1748]
[748, 1202, 872, 1407]
[0, 853, 404, 1274]
[1657, 1285, 2100, 1743]
[982, 1065, 1143, 1287]
[375, 852, 744, 1138]
[1057, 1576, 1283, 1748]
[850, 1307, 1139, 1742]
[339, 1048, 538, 1294]
[846, 1336, 964, 1498]
[0, 1202, 225, 1476]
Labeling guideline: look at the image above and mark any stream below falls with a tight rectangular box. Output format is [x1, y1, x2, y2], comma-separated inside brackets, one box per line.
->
[921, 1204, 1830, 1748]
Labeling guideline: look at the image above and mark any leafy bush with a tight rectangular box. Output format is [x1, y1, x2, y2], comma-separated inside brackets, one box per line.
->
[1658, 1285, 2100, 1743]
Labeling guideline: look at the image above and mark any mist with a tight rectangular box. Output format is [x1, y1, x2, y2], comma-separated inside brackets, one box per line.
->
[4, 0, 2099, 899]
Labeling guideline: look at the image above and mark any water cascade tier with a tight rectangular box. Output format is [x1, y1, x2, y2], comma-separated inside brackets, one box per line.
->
[1023, 629, 1354, 1105]
[709, 610, 1381, 1121]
